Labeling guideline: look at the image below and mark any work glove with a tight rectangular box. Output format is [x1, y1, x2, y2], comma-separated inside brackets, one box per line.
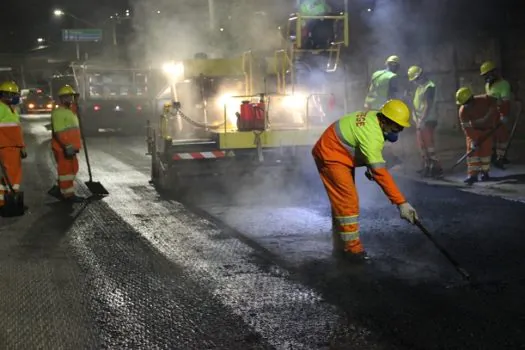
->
[20, 148, 27, 159]
[470, 141, 477, 150]
[64, 144, 76, 158]
[500, 116, 509, 124]
[398, 202, 419, 224]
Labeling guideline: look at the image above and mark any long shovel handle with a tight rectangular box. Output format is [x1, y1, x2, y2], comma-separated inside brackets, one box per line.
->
[415, 220, 471, 281]
[76, 105, 94, 182]
[0, 155, 15, 193]
[502, 102, 522, 159]
[451, 123, 503, 170]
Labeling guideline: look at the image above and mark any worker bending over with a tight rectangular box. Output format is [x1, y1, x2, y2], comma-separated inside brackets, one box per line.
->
[364, 55, 401, 110]
[312, 99, 419, 260]
[408, 65, 443, 178]
[51, 85, 84, 202]
[455, 87, 498, 185]
[480, 60, 512, 168]
[0, 81, 26, 214]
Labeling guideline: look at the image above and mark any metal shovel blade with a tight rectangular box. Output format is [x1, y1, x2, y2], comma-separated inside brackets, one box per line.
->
[85, 180, 109, 196]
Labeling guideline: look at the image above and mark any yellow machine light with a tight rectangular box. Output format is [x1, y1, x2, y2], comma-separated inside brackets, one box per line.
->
[281, 93, 307, 110]
[216, 92, 240, 127]
[162, 61, 184, 80]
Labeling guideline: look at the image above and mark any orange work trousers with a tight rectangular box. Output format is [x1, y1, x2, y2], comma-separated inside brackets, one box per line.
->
[416, 123, 440, 162]
[314, 159, 364, 254]
[466, 130, 492, 176]
[52, 148, 79, 198]
[0, 147, 22, 207]
[493, 123, 509, 158]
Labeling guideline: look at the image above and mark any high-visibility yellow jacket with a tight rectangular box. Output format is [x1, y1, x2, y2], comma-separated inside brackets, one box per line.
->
[0, 101, 24, 148]
[313, 110, 406, 205]
[51, 106, 82, 151]
[486, 78, 511, 118]
[413, 79, 437, 123]
[364, 70, 398, 110]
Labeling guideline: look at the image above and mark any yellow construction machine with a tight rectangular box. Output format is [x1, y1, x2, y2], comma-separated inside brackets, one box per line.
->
[146, 10, 349, 191]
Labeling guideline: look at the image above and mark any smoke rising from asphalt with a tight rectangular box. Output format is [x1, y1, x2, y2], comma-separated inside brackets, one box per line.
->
[128, 0, 290, 66]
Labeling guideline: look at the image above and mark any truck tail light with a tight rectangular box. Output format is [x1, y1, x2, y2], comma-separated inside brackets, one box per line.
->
[94, 105, 101, 111]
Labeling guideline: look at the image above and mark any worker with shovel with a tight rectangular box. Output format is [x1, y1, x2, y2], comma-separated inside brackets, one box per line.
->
[49, 85, 85, 202]
[455, 87, 498, 185]
[0, 81, 26, 215]
[480, 60, 512, 168]
[312, 99, 420, 261]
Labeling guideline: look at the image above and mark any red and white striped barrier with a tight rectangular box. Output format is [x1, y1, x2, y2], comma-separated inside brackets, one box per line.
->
[172, 151, 227, 160]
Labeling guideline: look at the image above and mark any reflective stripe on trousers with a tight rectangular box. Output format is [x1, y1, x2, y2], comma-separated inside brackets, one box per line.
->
[334, 215, 359, 241]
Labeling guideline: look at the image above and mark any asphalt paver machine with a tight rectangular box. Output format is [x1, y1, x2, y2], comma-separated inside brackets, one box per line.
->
[146, 10, 349, 192]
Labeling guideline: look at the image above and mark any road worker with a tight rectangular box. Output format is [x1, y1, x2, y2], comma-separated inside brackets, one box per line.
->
[364, 55, 401, 110]
[50, 85, 84, 202]
[408, 65, 443, 178]
[455, 87, 498, 185]
[480, 60, 512, 168]
[298, 0, 332, 49]
[0, 81, 26, 215]
[312, 99, 419, 260]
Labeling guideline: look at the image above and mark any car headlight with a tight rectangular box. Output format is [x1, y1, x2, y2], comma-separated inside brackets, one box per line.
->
[28, 103, 35, 109]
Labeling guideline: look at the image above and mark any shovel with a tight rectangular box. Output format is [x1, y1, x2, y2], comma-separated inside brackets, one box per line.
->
[451, 122, 503, 170]
[77, 107, 109, 196]
[0, 155, 25, 217]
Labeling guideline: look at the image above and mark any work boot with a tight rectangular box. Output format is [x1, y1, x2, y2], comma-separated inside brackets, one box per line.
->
[493, 158, 505, 170]
[417, 166, 431, 178]
[63, 194, 86, 203]
[430, 166, 444, 179]
[463, 175, 478, 185]
[480, 172, 490, 182]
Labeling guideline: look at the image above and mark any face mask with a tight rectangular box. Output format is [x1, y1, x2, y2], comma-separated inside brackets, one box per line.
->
[485, 75, 496, 84]
[384, 132, 399, 143]
[10, 96, 20, 105]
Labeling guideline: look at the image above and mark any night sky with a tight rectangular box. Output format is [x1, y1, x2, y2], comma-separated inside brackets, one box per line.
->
[3, 0, 128, 53]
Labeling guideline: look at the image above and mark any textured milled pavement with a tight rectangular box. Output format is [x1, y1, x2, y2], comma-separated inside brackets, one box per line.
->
[1, 119, 524, 349]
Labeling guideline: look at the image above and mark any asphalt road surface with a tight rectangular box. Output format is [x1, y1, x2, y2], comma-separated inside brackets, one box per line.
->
[1, 118, 524, 349]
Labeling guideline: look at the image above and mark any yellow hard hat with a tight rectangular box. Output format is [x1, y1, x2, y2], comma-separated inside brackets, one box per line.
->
[407, 65, 423, 81]
[0, 81, 20, 94]
[58, 84, 77, 96]
[380, 99, 411, 127]
[455, 87, 473, 105]
[480, 60, 496, 76]
[385, 55, 400, 65]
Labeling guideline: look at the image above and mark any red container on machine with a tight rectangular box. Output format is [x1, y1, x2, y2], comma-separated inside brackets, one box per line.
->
[237, 98, 266, 131]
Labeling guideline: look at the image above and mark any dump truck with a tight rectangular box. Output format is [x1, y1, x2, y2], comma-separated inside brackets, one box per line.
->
[51, 61, 164, 135]
[147, 11, 349, 191]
